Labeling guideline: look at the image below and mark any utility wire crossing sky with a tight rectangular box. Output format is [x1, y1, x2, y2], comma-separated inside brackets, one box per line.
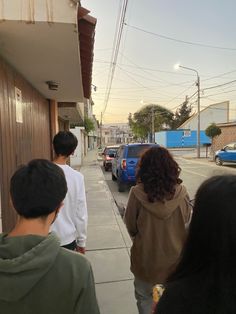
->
[86, 0, 236, 123]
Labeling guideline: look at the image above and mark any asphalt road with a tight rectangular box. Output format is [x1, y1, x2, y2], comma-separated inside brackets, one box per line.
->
[100, 156, 236, 215]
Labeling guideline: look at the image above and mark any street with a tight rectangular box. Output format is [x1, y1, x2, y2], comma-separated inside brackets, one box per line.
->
[100, 156, 236, 212]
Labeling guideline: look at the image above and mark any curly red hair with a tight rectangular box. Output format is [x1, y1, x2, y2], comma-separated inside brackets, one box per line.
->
[136, 146, 182, 202]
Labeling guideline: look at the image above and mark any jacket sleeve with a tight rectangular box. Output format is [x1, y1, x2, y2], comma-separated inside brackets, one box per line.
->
[75, 174, 88, 248]
[74, 265, 100, 314]
[182, 191, 192, 226]
[123, 187, 140, 238]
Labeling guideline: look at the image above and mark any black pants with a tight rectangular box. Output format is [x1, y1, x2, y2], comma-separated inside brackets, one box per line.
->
[62, 240, 76, 251]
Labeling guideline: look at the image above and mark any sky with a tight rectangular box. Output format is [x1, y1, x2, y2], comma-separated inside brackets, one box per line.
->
[84, 0, 236, 124]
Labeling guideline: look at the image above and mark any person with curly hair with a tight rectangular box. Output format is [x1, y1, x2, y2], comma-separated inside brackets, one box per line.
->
[124, 146, 192, 314]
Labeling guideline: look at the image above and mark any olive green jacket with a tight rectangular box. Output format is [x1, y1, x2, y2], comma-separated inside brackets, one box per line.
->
[0, 232, 100, 314]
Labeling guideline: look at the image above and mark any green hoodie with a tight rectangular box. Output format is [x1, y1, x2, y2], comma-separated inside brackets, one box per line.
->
[0, 232, 100, 314]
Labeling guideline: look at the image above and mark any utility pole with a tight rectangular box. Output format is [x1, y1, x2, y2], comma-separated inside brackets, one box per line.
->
[196, 75, 201, 158]
[175, 64, 200, 158]
[100, 112, 103, 147]
[152, 105, 155, 143]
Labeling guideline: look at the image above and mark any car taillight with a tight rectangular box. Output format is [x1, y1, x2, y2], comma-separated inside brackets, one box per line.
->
[121, 159, 126, 170]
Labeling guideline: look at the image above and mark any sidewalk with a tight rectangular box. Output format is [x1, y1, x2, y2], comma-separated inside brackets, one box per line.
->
[80, 150, 137, 314]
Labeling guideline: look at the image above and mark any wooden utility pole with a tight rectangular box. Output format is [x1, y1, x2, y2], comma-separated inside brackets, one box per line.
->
[100, 112, 103, 146]
[152, 105, 155, 143]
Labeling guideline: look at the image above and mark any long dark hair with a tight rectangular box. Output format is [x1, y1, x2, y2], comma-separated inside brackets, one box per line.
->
[167, 175, 236, 313]
[136, 146, 181, 202]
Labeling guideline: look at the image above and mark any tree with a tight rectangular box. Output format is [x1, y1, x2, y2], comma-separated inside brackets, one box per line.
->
[128, 105, 174, 140]
[84, 117, 95, 134]
[205, 123, 222, 157]
[205, 123, 221, 139]
[205, 123, 221, 140]
[172, 98, 192, 129]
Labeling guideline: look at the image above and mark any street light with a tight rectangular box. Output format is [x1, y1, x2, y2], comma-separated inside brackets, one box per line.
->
[174, 63, 201, 158]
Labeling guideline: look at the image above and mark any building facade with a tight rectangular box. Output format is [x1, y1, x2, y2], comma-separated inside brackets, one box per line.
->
[0, 0, 96, 231]
[212, 122, 236, 152]
[178, 101, 229, 131]
[101, 123, 133, 145]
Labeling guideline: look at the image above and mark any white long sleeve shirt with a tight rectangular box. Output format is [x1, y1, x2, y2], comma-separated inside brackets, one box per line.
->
[51, 164, 88, 247]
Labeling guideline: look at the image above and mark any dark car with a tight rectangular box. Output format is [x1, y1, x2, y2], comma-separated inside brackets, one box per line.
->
[111, 143, 159, 192]
[102, 145, 120, 171]
[215, 142, 236, 165]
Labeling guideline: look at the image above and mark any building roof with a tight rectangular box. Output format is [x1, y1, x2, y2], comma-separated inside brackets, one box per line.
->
[0, 3, 96, 102]
[217, 121, 236, 127]
[178, 101, 229, 129]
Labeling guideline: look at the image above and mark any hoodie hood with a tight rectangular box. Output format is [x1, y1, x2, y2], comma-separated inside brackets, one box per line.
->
[0, 232, 60, 302]
[132, 183, 188, 220]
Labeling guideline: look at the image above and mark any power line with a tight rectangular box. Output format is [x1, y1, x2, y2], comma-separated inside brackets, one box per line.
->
[165, 83, 196, 108]
[118, 52, 194, 87]
[102, 0, 129, 116]
[94, 59, 200, 77]
[202, 79, 236, 92]
[94, 58, 236, 81]
[202, 69, 236, 82]
[201, 89, 236, 98]
[124, 23, 236, 51]
[117, 65, 193, 89]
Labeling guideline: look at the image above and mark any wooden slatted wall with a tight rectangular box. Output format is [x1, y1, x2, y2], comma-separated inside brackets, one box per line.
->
[0, 57, 52, 232]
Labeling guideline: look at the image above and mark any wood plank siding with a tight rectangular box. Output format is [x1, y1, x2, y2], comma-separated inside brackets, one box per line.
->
[0, 57, 52, 232]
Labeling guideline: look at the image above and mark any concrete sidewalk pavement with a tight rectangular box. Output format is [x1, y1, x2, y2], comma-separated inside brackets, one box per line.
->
[80, 150, 137, 314]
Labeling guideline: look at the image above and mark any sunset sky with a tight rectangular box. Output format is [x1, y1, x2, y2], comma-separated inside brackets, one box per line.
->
[85, 0, 236, 123]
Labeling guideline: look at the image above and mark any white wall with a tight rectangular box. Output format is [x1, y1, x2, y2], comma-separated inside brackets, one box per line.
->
[0, 0, 77, 24]
[70, 126, 85, 167]
[77, 102, 85, 120]
[179, 101, 229, 131]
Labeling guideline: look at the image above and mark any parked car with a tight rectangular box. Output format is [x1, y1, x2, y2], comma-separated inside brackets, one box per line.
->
[111, 143, 159, 192]
[215, 142, 236, 165]
[102, 145, 120, 171]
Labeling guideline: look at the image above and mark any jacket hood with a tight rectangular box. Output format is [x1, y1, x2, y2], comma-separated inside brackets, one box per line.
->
[0, 232, 60, 302]
[132, 183, 188, 220]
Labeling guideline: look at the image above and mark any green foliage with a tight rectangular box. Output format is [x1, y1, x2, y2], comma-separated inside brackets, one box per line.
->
[84, 117, 95, 133]
[205, 123, 222, 139]
[128, 105, 174, 140]
[172, 100, 192, 129]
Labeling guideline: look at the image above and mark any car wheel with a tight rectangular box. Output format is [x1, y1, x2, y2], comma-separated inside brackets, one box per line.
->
[112, 172, 117, 181]
[118, 179, 126, 192]
[215, 156, 223, 166]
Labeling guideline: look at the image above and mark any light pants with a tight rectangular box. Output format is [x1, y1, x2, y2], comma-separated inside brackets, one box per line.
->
[134, 277, 153, 314]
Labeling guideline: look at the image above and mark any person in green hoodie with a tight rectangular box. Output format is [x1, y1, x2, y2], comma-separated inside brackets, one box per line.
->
[124, 146, 192, 314]
[0, 159, 100, 314]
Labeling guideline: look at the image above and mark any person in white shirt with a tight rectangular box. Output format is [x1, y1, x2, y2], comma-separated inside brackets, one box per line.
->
[51, 131, 88, 254]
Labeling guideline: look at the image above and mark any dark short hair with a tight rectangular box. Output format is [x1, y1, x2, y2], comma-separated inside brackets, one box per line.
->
[53, 131, 78, 157]
[10, 159, 67, 218]
[136, 146, 181, 202]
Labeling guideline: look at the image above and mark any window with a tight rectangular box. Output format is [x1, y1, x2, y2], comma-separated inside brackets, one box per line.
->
[116, 146, 124, 158]
[127, 145, 151, 158]
[225, 143, 235, 150]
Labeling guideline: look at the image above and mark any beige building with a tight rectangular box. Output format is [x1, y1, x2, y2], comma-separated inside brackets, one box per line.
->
[0, 0, 96, 232]
[178, 101, 229, 131]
